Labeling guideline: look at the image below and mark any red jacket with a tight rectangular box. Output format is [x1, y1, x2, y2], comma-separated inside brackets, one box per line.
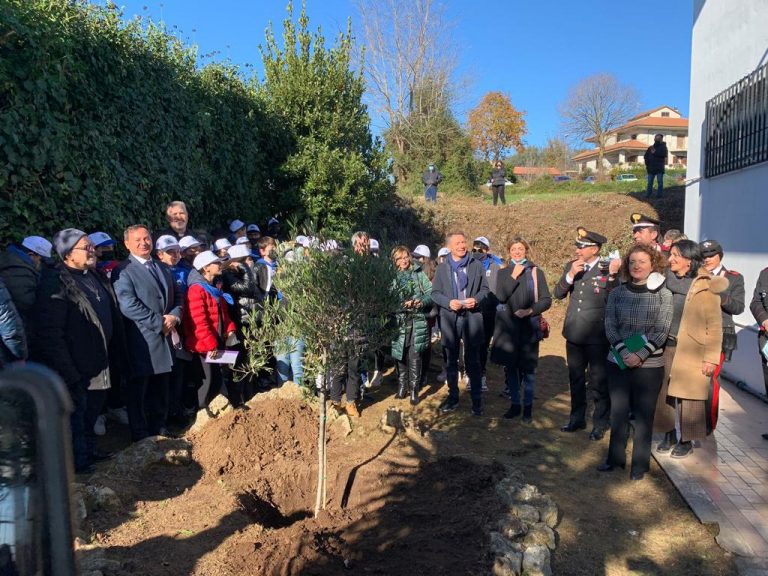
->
[183, 282, 236, 354]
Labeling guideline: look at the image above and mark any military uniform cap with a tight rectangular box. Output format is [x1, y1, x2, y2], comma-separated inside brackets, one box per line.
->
[575, 226, 607, 247]
[630, 213, 661, 229]
[699, 239, 723, 257]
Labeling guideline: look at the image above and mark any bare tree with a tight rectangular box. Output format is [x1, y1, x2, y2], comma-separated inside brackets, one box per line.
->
[356, 0, 459, 181]
[559, 74, 639, 178]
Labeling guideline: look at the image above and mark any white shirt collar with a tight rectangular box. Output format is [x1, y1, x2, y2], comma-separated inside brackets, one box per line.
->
[712, 264, 724, 276]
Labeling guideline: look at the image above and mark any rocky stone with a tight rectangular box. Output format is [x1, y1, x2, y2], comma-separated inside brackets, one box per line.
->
[514, 483, 541, 503]
[78, 548, 122, 573]
[383, 407, 404, 429]
[207, 394, 232, 417]
[84, 485, 121, 512]
[164, 447, 193, 465]
[332, 414, 353, 436]
[523, 522, 556, 550]
[71, 483, 88, 525]
[522, 545, 552, 576]
[493, 552, 523, 576]
[497, 515, 528, 540]
[539, 497, 559, 529]
[490, 531, 518, 557]
[82, 571, 104, 576]
[510, 503, 540, 524]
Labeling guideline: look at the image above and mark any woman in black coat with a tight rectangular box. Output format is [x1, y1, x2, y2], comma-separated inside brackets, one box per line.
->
[490, 160, 507, 206]
[490, 237, 551, 421]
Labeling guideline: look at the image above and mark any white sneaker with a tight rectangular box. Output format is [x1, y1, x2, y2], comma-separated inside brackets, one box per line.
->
[481, 376, 488, 392]
[107, 407, 129, 425]
[369, 370, 382, 388]
[94, 414, 106, 436]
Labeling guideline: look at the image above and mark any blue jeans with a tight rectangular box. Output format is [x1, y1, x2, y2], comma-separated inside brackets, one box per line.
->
[276, 337, 305, 386]
[425, 185, 437, 203]
[646, 173, 663, 197]
[505, 366, 535, 406]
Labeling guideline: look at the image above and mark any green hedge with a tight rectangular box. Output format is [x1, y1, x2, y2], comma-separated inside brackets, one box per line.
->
[0, 1, 388, 243]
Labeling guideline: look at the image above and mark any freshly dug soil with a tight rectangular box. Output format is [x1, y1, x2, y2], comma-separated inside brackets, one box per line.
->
[90, 398, 507, 576]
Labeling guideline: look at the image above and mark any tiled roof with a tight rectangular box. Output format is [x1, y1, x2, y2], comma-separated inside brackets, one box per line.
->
[629, 105, 680, 120]
[622, 116, 688, 129]
[512, 166, 562, 176]
[572, 139, 648, 161]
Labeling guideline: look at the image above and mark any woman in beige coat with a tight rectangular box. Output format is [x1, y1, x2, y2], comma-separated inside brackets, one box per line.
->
[659, 240, 725, 458]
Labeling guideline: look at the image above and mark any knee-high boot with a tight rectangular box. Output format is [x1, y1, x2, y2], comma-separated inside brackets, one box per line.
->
[396, 360, 408, 399]
[409, 353, 422, 406]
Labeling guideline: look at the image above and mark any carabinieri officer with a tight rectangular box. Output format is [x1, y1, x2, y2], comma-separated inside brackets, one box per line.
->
[554, 227, 620, 439]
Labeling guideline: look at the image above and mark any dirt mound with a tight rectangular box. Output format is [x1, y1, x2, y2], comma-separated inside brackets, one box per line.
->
[193, 399, 320, 520]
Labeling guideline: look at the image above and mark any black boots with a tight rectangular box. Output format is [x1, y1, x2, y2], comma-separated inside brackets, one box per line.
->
[396, 361, 408, 399]
[522, 404, 533, 423]
[503, 403, 522, 419]
[656, 429, 678, 453]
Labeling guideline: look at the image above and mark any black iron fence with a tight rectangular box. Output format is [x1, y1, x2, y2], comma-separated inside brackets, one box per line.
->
[704, 61, 768, 177]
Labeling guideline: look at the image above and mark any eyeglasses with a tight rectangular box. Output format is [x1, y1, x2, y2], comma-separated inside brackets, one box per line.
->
[72, 245, 96, 252]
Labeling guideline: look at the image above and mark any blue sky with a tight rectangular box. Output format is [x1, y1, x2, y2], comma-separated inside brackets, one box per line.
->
[109, 1, 693, 147]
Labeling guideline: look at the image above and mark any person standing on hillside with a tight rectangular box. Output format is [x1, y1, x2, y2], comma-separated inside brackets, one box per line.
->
[490, 160, 507, 206]
[554, 228, 620, 439]
[644, 134, 668, 199]
[432, 231, 489, 415]
[422, 163, 443, 203]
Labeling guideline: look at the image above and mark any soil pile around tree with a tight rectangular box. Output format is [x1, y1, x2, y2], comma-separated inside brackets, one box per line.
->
[89, 396, 507, 576]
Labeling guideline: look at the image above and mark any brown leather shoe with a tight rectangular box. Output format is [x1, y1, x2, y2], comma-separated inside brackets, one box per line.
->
[345, 402, 361, 418]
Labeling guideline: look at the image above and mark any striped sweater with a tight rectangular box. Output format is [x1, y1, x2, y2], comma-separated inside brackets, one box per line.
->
[605, 281, 673, 368]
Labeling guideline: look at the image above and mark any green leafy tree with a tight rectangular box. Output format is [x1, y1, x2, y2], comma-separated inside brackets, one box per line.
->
[244, 249, 401, 516]
[260, 2, 392, 237]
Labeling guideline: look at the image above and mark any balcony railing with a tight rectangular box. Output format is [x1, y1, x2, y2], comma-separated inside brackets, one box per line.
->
[704, 61, 768, 177]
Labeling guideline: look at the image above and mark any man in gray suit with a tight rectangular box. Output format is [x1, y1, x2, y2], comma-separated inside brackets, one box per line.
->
[112, 224, 182, 441]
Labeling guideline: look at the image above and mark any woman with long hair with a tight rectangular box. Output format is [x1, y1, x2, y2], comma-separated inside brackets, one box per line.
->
[655, 240, 724, 458]
[490, 236, 551, 422]
[390, 246, 433, 405]
[600, 244, 672, 480]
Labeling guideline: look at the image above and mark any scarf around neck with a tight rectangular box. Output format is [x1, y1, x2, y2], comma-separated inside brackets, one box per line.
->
[448, 252, 471, 295]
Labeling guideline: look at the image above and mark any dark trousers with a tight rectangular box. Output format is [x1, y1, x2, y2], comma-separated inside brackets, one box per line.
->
[331, 354, 360, 403]
[566, 340, 611, 429]
[606, 363, 664, 474]
[127, 373, 170, 441]
[480, 309, 495, 376]
[70, 382, 108, 470]
[492, 184, 506, 205]
[444, 315, 482, 403]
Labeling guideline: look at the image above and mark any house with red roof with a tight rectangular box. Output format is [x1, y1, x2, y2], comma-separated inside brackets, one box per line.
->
[572, 105, 688, 173]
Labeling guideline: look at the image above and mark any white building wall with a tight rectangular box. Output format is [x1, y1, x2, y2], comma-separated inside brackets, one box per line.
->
[686, 0, 768, 394]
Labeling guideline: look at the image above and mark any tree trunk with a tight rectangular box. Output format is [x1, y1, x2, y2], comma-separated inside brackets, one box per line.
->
[314, 368, 329, 518]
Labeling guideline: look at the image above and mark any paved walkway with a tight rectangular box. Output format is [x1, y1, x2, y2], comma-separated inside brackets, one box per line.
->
[653, 377, 768, 575]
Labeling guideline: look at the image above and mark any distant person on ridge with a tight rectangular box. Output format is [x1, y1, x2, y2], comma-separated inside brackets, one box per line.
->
[422, 163, 443, 203]
[490, 160, 507, 206]
[644, 134, 668, 199]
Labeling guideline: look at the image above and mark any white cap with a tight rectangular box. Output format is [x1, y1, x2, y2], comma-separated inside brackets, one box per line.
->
[268, 217, 279, 226]
[87, 232, 115, 248]
[295, 235, 310, 248]
[155, 235, 180, 252]
[370, 239, 380, 251]
[229, 219, 245, 233]
[474, 236, 491, 249]
[227, 244, 251, 259]
[247, 224, 260, 233]
[193, 250, 222, 271]
[21, 236, 53, 258]
[412, 244, 430, 259]
[179, 236, 201, 251]
[235, 237, 250, 245]
[212, 238, 232, 252]
[438, 247, 450, 258]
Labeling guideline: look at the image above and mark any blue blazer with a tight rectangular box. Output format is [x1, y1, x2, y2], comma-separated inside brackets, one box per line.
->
[112, 255, 182, 377]
[431, 258, 489, 350]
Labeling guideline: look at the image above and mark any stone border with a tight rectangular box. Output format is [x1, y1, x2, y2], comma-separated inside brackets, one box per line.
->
[490, 478, 560, 576]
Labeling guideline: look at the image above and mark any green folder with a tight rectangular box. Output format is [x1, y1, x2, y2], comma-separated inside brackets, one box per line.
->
[611, 334, 647, 370]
